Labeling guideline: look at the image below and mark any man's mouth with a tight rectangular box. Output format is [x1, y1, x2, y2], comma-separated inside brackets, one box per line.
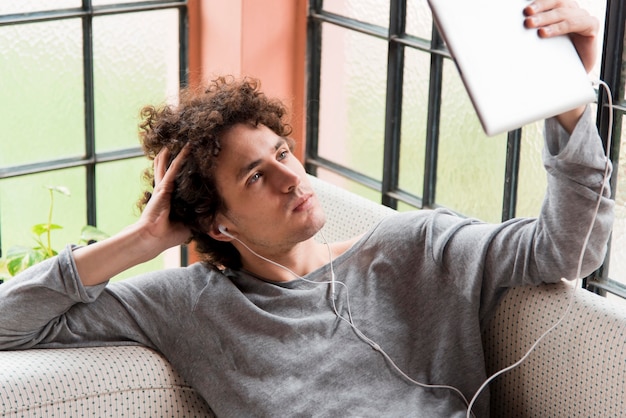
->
[292, 193, 314, 212]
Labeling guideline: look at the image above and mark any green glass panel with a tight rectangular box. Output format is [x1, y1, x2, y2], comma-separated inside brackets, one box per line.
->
[397, 201, 419, 212]
[0, 19, 84, 168]
[0, 0, 79, 15]
[436, 60, 506, 222]
[0, 168, 87, 260]
[318, 23, 387, 182]
[398, 48, 429, 198]
[93, 9, 180, 153]
[96, 158, 169, 281]
[515, 121, 546, 218]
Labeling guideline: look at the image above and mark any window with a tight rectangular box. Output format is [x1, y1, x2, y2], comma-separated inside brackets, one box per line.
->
[0, 0, 187, 281]
[306, 0, 626, 302]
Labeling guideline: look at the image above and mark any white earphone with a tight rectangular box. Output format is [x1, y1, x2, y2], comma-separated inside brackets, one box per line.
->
[218, 224, 235, 238]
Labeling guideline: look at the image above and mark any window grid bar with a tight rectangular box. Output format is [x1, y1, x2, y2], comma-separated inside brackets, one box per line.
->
[308, 10, 389, 40]
[82, 0, 97, 227]
[392, 33, 448, 58]
[0, 149, 148, 180]
[380, 0, 406, 209]
[304, 0, 323, 176]
[501, 129, 522, 221]
[587, 278, 626, 300]
[306, 158, 383, 193]
[422, 24, 445, 208]
[0, 1, 186, 26]
[179, 3, 189, 87]
[178, 5, 190, 266]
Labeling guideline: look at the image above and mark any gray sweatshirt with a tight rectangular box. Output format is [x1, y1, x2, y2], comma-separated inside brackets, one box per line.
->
[0, 110, 614, 417]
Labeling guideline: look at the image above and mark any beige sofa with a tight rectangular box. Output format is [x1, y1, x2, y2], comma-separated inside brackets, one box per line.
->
[1, 176, 625, 417]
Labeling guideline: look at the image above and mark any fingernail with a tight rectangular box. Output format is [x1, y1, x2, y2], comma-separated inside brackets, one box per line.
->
[524, 16, 537, 28]
[524, 3, 536, 15]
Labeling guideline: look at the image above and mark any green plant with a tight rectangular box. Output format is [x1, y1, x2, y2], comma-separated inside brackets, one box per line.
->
[0, 186, 108, 280]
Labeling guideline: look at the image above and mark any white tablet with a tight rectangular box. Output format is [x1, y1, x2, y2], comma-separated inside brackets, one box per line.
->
[427, 0, 596, 136]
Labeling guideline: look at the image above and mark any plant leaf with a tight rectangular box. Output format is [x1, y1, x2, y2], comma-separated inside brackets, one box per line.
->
[0, 258, 9, 281]
[46, 185, 71, 196]
[79, 225, 109, 244]
[32, 223, 63, 236]
[5, 246, 48, 276]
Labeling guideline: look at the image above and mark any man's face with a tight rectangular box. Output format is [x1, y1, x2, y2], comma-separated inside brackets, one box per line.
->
[212, 123, 326, 251]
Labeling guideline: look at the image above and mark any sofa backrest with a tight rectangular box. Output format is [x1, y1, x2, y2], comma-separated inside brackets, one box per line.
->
[484, 282, 626, 417]
[309, 175, 395, 242]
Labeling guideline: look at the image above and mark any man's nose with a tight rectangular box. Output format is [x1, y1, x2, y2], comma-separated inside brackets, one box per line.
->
[272, 162, 300, 193]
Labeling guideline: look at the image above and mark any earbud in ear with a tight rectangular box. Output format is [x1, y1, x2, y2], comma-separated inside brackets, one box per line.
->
[218, 225, 234, 239]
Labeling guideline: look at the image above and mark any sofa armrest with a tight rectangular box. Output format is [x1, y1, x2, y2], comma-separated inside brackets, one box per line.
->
[0, 345, 213, 417]
[483, 282, 626, 417]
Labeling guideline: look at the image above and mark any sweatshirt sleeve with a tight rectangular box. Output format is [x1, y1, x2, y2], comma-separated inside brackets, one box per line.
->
[0, 244, 208, 351]
[533, 106, 614, 280]
[0, 245, 109, 349]
[417, 106, 614, 320]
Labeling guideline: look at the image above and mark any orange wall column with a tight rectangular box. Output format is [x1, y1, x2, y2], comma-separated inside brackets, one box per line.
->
[185, 0, 308, 265]
[189, 0, 308, 160]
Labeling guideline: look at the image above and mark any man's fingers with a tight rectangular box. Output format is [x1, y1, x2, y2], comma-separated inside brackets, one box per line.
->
[524, 0, 579, 16]
[153, 145, 190, 191]
[524, 1, 598, 38]
[153, 147, 171, 186]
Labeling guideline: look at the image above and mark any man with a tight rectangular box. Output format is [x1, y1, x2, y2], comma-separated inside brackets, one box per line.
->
[0, 1, 614, 416]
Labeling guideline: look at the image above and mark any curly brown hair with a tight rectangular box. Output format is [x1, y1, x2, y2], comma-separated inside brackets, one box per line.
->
[137, 76, 292, 269]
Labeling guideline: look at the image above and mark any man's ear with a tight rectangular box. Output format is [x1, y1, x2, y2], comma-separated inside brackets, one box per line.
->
[208, 225, 234, 242]
[207, 214, 234, 242]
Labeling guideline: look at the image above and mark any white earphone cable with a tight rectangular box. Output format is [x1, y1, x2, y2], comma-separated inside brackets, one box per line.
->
[224, 84, 613, 417]
[229, 229, 474, 413]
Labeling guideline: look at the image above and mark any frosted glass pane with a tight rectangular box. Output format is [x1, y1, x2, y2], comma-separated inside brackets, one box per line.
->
[0, 168, 87, 260]
[608, 117, 626, 286]
[0, 0, 79, 15]
[515, 121, 546, 218]
[323, 0, 389, 28]
[96, 158, 166, 281]
[93, 9, 180, 153]
[406, 0, 433, 40]
[399, 48, 430, 197]
[0, 19, 85, 168]
[436, 60, 506, 222]
[318, 23, 387, 181]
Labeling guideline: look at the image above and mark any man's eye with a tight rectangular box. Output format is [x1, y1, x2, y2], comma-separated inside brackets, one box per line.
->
[248, 172, 262, 185]
[278, 150, 289, 160]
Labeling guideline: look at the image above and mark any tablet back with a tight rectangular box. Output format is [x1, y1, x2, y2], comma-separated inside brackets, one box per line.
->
[427, 0, 596, 136]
